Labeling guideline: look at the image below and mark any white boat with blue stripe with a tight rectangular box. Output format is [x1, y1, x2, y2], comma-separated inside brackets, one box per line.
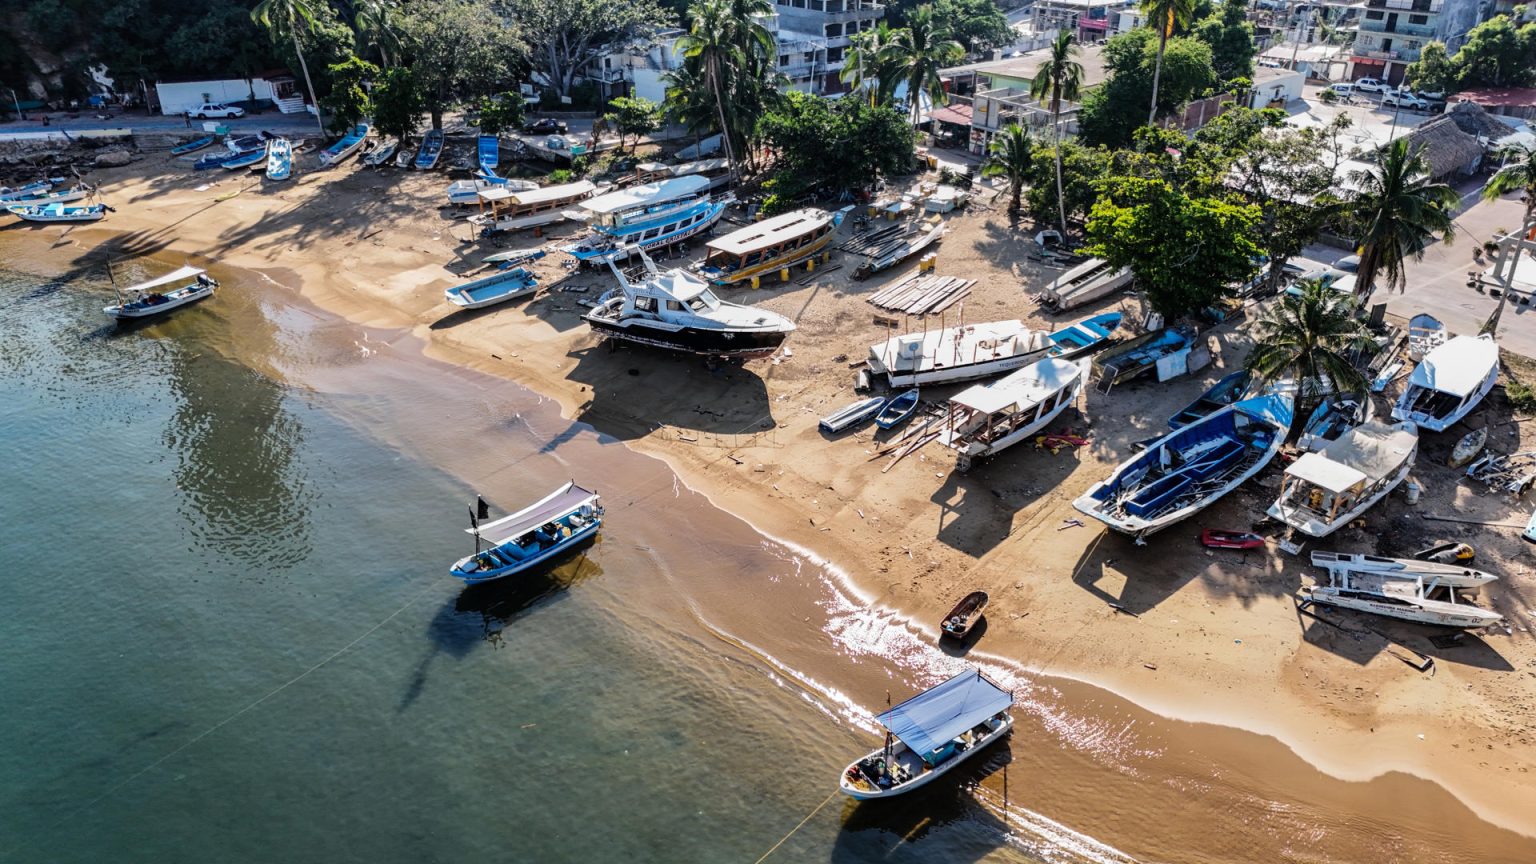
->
[563, 175, 730, 265]
[451, 482, 603, 585]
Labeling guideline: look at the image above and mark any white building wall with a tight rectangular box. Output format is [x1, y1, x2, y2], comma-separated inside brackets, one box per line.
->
[155, 79, 275, 115]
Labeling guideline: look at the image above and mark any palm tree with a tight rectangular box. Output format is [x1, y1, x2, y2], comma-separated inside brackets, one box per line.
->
[1141, 0, 1196, 126]
[1030, 30, 1082, 239]
[981, 123, 1033, 220]
[251, 0, 327, 137]
[1349, 137, 1459, 297]
[881, 7, 963, 129]
[353, 0, 399, 68]
[1246, 279, 1377, 413]
[1482, 141, 1536, 221]
[842, 21, 897, 105]
[678, 0, 774, 174]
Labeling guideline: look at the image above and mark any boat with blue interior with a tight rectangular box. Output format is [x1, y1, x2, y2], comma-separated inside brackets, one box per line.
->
[8, 201, 108, 223]
[320, 123, 370, 167]
[450, 482, 603, 585]
[1298, 392, 1373, 452]
[170, 134, 215, 155]
[415, 129, 444, 169]
[477, 135, 499, 174]
[1045, 311, 1123, 359]
[1073, 393, 1293, 538]
[444, 266, 539, 309]
[1168, 369, 1252, 429]
[839, 668, 1014, 800]
[103, 265, 217, 321]
[0, 179, 58, 202]
[563, 175, 730, 265]
[1090, 326, 1196, 393]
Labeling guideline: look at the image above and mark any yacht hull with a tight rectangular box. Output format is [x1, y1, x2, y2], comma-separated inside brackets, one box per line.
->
[584, 314, 789, 360]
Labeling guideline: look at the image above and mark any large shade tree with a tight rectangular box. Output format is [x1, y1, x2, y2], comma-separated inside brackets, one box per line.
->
[1030, 30, 1083, 238]
[506, 0, 670, 104]
[250, 0, 328, 136]
[1140, 0, 1198, 125]
[397, 0, 523, 129]
[1349, 137, 1459, 297]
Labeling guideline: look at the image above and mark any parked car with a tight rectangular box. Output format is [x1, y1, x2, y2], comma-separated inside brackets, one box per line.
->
[1383, 91, 1429, 110]
[187, 102, 244, 119]
[1327, 82, 1355, 98]
[1334, 255, 1360, 273]
[523, 118, 568, 135]
[1354, 78, 1389, 93]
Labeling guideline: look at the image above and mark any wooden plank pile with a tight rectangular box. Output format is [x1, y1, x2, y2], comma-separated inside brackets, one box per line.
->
[839, 223, 915, 259]
[865, 273, 976, 316]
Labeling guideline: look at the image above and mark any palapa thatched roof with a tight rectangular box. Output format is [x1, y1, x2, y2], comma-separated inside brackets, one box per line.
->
[1404, 117, 1486, 180]
[1445, 101, 1517, 141]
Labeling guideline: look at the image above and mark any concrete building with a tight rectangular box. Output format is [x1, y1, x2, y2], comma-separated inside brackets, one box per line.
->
[152, 72, 306, 116]
[939, 44, 1110, 154]
[1349, 0, 1484, 86]
[1030, 0, 1136, 43]
[773, 0, 884, 94]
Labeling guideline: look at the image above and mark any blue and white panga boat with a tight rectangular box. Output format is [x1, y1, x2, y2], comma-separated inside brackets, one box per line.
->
[103, 265, 217, 320]
[840, 668, 1014, 800]
[451, 482, 603, 584]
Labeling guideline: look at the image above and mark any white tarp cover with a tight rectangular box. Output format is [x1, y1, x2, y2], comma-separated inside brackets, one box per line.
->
[876, 669, 1012, 756]
[1409, 335, 1498, 398]
[951, 357, 1082, 415]
[126, 265, 205, 294]
[468, 481, 597, 546]
[1288, 420, 1417, 492]
[581, 175, 710, 215]
[1285, 452, 1367, 494]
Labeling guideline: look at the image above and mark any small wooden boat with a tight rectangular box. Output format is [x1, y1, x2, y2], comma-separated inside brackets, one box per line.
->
[265, 138, 293, 181]
[820, 396, 886, 433]
[1413, 542, 1475, 563]
[483, 249, 548, 266]
[170, 134, 215, 155]
[875, 389, 920, 430]
[1201, 529, 1264, 550]
[839, 668, 1013, 800]
[1449, 427, 1487, 467]
[362, 139, 397, 167]
[1407, 313, 1446, 362]
[1046, 312, 1123, 359]
[478, 134, 499, 174]
[8, 202, 108, 223]
[319, 123, 370, 167]
[103, 264, 217, 320]
[222, 148, 266, 170]
[939, 591, 988, 639]
[444, 266, 539, 309]
[1168, 370, 1252, 430]
[450, 482, 603, 584]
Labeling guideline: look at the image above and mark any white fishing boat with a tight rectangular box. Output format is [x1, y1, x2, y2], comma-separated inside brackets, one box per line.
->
[1392, 335, 1499, 432]
[820, 396, 886, 434]
[264, 138, 292, 181]
[1305, 568, 1503, 629]
[632, 157, 732, 189]
[839, 668, 1013, 800]
[1407, 313, 1446, 362]
[103, 265, 217, 320]
[7, 202, 108, 223]
[0, 179, 57, 202]
[940, 358, 1087, 471]
[1035, 257, 1134, 312]
[447, 175, 539, 207]
[1073, 394, 1294, 537]
[1267, 420, 1418, 537]
[444, 266, 539, 309]
[1, 184, 92, 206]
[867, 320, 1052, 388]
[362, 139, 397, 167]
[468, 180, 598, 232]
[1309, 551, 1498, 587]
[319, 123, 370, 167]
[696, 208, 843, 286]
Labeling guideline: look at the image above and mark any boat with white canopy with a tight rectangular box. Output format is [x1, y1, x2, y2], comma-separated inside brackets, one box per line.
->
[940, 357, 1087, 471]
[103, 265, 217, 321]
[469, 180, 598, 232]
[1392, 334, 1499, 432]
[450, 481, 603, 585]
[695, 208, 842, 286]
[867, 320, 1053, 388]
[839, 668, 1013, 800]
[1267, 420, 1418, 537]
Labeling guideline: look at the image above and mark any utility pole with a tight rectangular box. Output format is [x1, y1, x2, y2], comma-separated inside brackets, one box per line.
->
[1480, 213, 1536, 338]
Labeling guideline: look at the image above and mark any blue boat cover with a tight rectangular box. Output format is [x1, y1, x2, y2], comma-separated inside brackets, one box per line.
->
[876, 669, 1012, 756]
[1232, 393, 1294, 430]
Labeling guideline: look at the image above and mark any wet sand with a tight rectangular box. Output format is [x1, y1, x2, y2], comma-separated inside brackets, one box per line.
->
[7, 148, 1535, 858]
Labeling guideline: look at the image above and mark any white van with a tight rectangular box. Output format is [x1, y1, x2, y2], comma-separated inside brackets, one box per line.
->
[1327, 82, 1354, 98]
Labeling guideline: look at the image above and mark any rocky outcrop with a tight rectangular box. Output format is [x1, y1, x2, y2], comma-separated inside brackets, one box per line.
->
[93, 149, 133, 167]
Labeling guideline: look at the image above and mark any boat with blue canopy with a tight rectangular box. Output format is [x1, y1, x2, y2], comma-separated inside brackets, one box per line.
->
[451, 482, 603, 585]
[839, 668, 1014, 800]
[1045, 311, 1122, 359]
[1168, 369, 1252, 429]
[1073, 393, 1294, 539]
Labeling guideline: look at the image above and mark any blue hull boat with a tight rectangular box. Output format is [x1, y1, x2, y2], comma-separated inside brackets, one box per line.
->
[222, 148, 266, 170]
[1168, 369, 1252, 429]
[265, 138, 293, 181]
[452, 482, 603, 585]
[415, 130, 444, 170]
[478, 135, 499, 174]
[1046, 312, 1123, 359]
[875, 388, 920, 430]
[444, 266, 539, 309]
[171, 135, 215, 155]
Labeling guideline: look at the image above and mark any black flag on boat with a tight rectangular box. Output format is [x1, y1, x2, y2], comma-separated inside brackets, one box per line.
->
[475, 496, 490, 521]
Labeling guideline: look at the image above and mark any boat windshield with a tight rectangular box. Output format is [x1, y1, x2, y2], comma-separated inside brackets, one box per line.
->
[687, 289, 720, 312]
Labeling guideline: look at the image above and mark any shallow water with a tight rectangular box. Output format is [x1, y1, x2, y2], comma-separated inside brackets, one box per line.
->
[1, 243, 1531, 864]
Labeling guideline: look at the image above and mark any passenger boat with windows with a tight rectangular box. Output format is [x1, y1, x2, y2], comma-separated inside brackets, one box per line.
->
[867, 320, 1053, 388]
[103, 265, 217, 321]
[468, 180, 598, 233]
[939, 358, 1087, 471]
[695, 208, 842, 286]
[1267, 420, 1418, 537]
[839, 668, 1014, 800]
[563, 175, 730, 265]
[450, 482, 603, 585]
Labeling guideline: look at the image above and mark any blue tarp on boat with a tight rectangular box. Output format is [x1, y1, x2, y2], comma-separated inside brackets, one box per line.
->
[875, 669, 1012, 757]
[1232, 393, 1294, 430]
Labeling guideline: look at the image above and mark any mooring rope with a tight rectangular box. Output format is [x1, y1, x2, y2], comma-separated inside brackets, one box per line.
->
[752, 790, 840, 864]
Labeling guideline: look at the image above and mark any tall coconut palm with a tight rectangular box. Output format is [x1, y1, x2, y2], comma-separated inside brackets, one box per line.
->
[1349, 137, 1459, 297]
[353, 0, 399, 68]
[251, 0, 327, 137]
[1246, 279, 1376, 412]
[881, 7, 963, 129]
[981, 123, 1033, 220]
[1141, 0, 1196, 126]
[1030, 30, 1082, 239]
[1482, 141, 1536, 221]
[842, 21, 897, 106]
[678, 1, 743, 171]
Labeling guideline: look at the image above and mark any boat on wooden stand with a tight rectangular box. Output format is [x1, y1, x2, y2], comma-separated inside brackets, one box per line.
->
[939, 592, 988, 639]
[103, 265, 217, 321]
[839, 668, 1013, 800]
[940, 358, 1087, 471]
[469, 180, 598, 233]
[695, 207, 842, 286]
[1392, 335, 1499, 433]
[1266, 420, 1418, 537]
[450, 482, 603, 585]
[867, 320, 1053, 388]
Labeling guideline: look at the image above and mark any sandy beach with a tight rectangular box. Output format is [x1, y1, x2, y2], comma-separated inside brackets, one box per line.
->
[13, 139, 1536, 849]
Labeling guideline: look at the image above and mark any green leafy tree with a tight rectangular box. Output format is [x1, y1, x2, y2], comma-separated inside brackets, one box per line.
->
[841, 21, 899, 102]
[320, 55, 377, 134]
[1078, 29, 1216, 148]
[755, 91, 914, 199]
[929, 0, 1014, 56]
[1448, 14, 1536, 88]
[1405, 41, 1456, 94]
[1482, 141, 1536, 221]
[371, 65, 423, 140]
[981, 124, 1033, 219]
[1246, 280, 1375, 405]
[477, 91, 526, 135]
[1140, 0, 1198, 125]
[251, 0, 328, 136]
[1348, 138, 1459, 296]
[1025, 141, 1112, 227]
[1193, 0, 1255, 84]
[1030, 30, 1083, 238]
[1085, 175, 1261, 319]
[397, 0, 522, 129]
[604, 96, 664, 151]
[507, 0, 671, 103]
[881, 6, 964, 127]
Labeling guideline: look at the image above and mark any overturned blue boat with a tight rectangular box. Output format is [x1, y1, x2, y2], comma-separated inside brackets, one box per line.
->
[451, 482, 603, 585]
[1073, 394, 1294, 538]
